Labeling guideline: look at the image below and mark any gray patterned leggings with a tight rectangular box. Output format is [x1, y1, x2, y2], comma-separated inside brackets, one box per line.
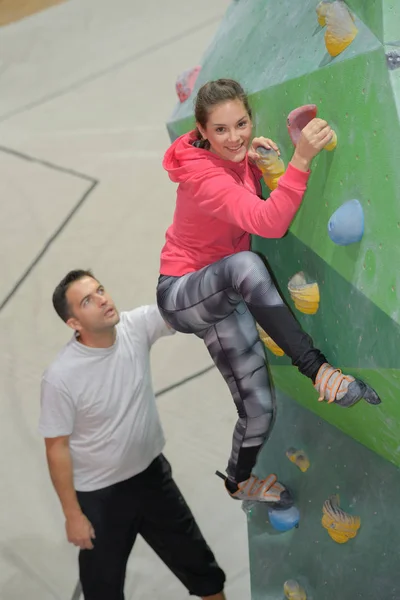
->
[156, 251, 326, 483]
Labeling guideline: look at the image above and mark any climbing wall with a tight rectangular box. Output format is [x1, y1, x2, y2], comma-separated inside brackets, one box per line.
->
[246, 390, 400, 599]
[166, 0, 400, 597]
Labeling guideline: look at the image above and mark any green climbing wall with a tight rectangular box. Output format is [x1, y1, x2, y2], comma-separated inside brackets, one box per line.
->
[248, 390, 400, 599]
[166, 0, 400, 597]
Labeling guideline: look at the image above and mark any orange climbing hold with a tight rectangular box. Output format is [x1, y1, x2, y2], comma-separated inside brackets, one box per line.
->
[286, 447, 310, 472]
[256, 324, 285, 356]
[316, 1, 358, 58]
[283, 580, 307, 600]
[324, 129, 337, 151]
[316, 1, 331, 26]
[254, 146, 286, 191]
[321, 494, 361, 543]
[288, 272, 320, 315]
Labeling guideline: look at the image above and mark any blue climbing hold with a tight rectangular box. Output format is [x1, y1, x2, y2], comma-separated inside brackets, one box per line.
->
[328, 199, 364, 246]
[267, 505, 300, 532]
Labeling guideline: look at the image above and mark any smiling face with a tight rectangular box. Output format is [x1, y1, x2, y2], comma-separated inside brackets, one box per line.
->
[197, 99, 253, 163]
[65, 276, 120, 336]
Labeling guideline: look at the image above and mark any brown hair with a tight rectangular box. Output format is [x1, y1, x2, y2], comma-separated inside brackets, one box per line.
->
[194, 79, 252, 149]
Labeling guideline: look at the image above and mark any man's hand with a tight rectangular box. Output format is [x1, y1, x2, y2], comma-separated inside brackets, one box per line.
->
[65, 511, 96, 550]
[248, 136, 281, 162]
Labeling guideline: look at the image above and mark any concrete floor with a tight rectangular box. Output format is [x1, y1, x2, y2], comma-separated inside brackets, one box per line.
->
[0, 1, 250, 598]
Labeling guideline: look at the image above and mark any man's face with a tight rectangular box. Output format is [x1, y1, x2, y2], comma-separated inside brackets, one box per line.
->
[66, 277, 119, 334]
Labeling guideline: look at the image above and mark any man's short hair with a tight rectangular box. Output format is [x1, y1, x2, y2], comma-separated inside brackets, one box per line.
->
[52, 269, 95, 322]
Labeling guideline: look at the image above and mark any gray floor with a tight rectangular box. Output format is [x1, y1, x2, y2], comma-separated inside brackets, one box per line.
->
[0, 1, 250, 598]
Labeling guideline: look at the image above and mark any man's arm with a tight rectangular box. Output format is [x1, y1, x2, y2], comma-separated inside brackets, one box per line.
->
[45, 435, 95, 550]
[126, 304, 176, 348]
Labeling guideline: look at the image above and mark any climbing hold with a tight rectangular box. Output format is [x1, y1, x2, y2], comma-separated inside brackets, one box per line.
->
[283, 579, 307, 600]
[321, 494, 361, 543]
[288, 272, 320, 315]
[268, 504, 300, 532]
[317, 1, 358, 58]
[287, 105, 317, 147]
[286, 447, 310, 472]
[316, 1, 331, 27]
[175, 66, 201, 103]
[324, 129, 337, 151]
[242, 500, 299, 531]
[256, 324, 285, 356]
[287, 104, 337, 151]
[386, 52, 400, 70]
[254, 146, 286, 190]
[328, 199, 364, 246]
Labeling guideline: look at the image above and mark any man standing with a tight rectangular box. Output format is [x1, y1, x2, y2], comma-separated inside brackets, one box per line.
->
[39, 269, 226, 600]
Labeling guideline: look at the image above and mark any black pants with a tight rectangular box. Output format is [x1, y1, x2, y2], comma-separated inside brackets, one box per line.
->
[157, 251, 327, 483]
[77, 455, 225, 599]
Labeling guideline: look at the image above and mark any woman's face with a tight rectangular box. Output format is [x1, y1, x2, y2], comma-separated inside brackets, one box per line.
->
[197, 99, 253, 163]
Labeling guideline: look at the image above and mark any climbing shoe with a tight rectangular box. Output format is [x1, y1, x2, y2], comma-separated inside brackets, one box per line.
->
[314, 363, 381, 408]
[216, 471, 293, 508]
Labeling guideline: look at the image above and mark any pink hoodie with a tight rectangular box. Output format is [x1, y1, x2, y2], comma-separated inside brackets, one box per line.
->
[159, 131, 310, 276]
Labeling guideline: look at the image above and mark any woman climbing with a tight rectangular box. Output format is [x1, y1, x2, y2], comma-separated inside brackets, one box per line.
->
[156, 79, 381, 506]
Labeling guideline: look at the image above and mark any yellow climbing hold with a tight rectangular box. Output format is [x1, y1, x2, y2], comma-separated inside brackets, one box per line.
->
[316, 1, 330, 26]
[288, 272, 320, 315]
[254, 146, 286, 191]
[321, 494, 361, 544]
[284, 579, 307, 600]
[286, 447, 310, 473]
[256, 324, 285, 356]
[317, 1, 358, 58]
[324, 129, 337, 151]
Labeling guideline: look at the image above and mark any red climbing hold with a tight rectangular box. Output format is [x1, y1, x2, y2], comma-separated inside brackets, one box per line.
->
[287, 104, 318, 146]
[176, 66, 202, 103]
[287, 104, 337, 150]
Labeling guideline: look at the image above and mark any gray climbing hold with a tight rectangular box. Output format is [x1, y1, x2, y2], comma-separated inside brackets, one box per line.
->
[386, 52, 400, 70]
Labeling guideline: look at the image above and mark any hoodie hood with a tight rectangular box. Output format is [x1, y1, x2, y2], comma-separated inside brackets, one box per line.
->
[163, 130, 258, 184]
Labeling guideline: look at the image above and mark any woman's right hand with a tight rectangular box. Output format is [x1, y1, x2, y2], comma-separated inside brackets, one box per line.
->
[291, 118, 334, 172]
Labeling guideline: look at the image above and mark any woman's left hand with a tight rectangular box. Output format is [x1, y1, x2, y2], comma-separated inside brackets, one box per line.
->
[248, 137, 281, 162]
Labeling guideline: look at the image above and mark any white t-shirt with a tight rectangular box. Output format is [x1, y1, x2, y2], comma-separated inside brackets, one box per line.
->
[39, 305, 174, 492]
